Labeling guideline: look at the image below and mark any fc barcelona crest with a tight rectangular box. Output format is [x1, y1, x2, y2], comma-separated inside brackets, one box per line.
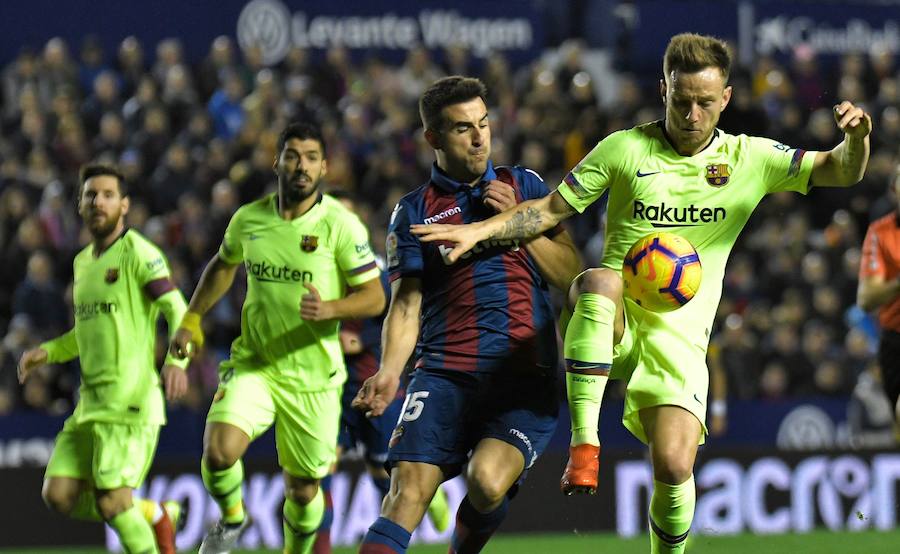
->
[105, 268, 119, 283]
[301, 235, 319, 252]
[705, 164, 730, 187]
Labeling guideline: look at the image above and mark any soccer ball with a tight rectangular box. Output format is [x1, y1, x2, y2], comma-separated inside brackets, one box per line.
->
[622, 232, 702, 312]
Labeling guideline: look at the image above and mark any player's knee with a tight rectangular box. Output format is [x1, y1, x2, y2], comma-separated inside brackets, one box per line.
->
[41, 482, 76, 515]
[203, 443, 241, 470]
[572, 268, 622, 301]
[465, 466, 508, 508]
[95, 490, 131, 521]
[384, 481, 430, 513]
[284, 478, 319, 506]
[652, 450, 694, 485]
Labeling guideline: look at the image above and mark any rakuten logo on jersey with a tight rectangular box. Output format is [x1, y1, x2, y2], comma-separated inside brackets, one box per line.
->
[244, 259, 312, 283]
[633, 200, 726, 228]
[74, 301, 118, 320]
[438, 238, 520, 265]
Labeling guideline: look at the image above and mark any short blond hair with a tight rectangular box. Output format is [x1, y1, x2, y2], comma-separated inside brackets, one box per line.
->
[663, 33, 731, 81]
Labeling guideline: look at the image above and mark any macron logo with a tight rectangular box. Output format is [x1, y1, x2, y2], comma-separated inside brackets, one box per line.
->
[423, 206, 462, 225]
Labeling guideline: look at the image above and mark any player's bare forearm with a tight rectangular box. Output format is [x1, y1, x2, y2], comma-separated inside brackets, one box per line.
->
[857, 276, 900, 311]
[379, 278, 422, 379]
[811, 101, 872, 188]
[187, 254, 239, 316]
[489, 193, 574, 241]
[813, 137, 870, 188]
[524, 230, 583, 292]
[411, 192, 575, 266]
[327, 277, 386, 320]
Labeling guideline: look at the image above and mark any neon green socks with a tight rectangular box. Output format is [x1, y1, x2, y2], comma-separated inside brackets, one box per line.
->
[109, 504, 156, 553]
[564, 293, 615, 446]
[649, 476, 695, 553]
[283, 489, 324, 554]
[202, 458, 246, 524]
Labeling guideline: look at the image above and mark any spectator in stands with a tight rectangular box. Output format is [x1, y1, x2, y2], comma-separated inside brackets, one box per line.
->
[858, 165, 900, 422]
[0, 29, 896, 418]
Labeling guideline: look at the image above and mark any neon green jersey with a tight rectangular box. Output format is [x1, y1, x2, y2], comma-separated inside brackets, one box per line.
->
[218, 192, 380, 390]
[558, 121, 816, 336]
[41, 229, 186, 425]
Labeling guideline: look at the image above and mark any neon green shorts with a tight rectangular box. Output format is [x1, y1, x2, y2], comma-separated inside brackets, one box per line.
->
[45, 416, 159, 490]
[611, 297, 710, 445]
[207, 367, 341, 479]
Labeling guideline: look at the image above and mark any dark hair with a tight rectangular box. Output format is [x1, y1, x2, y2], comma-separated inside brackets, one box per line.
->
[419, 76, 488, 132]
[278, 121, 326, 157]
[663, 33, 732, 82]
[79, 163, 127, 196]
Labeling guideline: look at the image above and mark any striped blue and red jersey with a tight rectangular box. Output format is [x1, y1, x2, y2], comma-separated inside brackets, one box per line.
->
[386, 161, 561, 374]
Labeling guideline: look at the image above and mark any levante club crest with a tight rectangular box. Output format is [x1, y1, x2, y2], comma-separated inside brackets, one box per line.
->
[705, 164, 730, 186]
[105, 268, 119, 283]
[301, 235, 319, 252]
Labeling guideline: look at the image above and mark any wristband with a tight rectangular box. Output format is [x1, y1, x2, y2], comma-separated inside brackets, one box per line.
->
[710, 399, 727, 417]
[179, 311, 205, 348]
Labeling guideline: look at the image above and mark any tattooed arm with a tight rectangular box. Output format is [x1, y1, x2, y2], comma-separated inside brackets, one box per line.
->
[411, 191, 576, 264]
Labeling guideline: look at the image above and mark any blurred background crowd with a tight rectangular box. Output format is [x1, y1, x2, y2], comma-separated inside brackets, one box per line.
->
[0, 29, 897, 433]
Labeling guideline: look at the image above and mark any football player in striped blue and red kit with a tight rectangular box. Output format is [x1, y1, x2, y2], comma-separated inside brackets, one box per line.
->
[353, 76, 582, 554]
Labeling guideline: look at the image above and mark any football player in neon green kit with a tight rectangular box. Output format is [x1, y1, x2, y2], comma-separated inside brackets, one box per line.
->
[170, 122, 385, 554]
[411, 33, 872, 553]
[18, 164, 190, 554]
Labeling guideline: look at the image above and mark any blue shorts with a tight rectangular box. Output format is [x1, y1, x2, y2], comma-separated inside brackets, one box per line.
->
[339, 381, 404, 466]
[387, 369, 559, 475]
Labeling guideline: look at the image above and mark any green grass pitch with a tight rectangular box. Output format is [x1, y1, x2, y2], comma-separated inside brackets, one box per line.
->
[10, 529, 900, 554]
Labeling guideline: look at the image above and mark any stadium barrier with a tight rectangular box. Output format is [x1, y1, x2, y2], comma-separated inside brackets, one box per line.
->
[2, 447, 898, 550]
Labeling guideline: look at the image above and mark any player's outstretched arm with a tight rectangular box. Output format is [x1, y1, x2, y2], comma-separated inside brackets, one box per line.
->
[411, 191, 576, 264]
[481, 179, 582, 291]
[17, 347, 48, 384]
[20, 328, 79, 384]
[300, 276, 386, 322]
[810, 101, 872, 188]
[169, 254, 239, 359]
[352, 277, 422, 417]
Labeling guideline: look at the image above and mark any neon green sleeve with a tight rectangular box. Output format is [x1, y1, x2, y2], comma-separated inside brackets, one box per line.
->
[748, 136, 816, 194]
[337, 213, 380, 287]
[556, 130, 627, 213]
[157, 290, 189, 369]
[41, 328, 79, 364]
[218, 209, 245, 264]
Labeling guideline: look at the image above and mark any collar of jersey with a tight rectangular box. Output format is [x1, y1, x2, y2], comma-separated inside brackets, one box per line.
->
[268, 191, 324, 222]
[91, 227, 129, 258]
[429, 161, 497, 193]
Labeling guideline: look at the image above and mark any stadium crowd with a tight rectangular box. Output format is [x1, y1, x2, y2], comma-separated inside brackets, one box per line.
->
[0, 34, 897, 421]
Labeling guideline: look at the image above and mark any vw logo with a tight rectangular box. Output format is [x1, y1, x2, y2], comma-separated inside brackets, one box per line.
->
[237, 0, 291, 65]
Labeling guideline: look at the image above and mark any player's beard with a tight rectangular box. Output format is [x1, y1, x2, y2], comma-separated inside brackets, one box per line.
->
[85, 208, 122, 240]
[281, 173, 320, 205]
